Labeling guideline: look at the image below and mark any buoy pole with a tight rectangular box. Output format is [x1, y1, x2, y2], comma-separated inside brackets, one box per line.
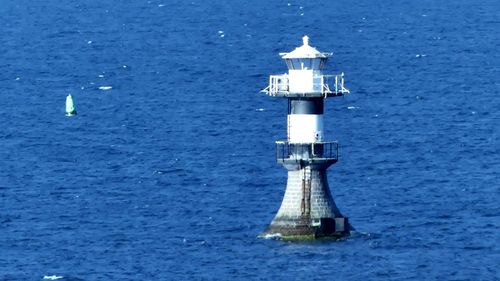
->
[65, 94, 77, 116]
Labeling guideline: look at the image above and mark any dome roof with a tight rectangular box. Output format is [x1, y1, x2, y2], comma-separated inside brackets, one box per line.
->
[280, 36, 332, 59]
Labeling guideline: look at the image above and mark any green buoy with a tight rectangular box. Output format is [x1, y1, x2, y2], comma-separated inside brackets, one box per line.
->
[65, 94, 77, 116]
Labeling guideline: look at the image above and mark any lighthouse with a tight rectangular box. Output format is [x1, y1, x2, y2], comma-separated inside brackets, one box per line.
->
[260, 36, 351, 239]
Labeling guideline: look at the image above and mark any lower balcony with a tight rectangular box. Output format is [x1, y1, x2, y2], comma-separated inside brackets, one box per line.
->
[275, 141, 339, 165]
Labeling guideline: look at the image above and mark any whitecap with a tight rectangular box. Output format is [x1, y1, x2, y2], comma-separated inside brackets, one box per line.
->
[99, 86, 113, 91]
[43, 275, 63, 280]
[256, 108, 265, 112]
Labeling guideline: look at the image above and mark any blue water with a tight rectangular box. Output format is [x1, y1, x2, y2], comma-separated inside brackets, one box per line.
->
[1, 0, 499, 280]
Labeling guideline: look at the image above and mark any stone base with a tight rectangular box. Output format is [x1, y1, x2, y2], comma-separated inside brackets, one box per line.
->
[261, 165, 352, 241]
[260, 217, 351, 240]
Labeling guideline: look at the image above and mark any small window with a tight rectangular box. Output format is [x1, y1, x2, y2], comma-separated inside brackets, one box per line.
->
[286, 59, 319, 70]
[285, 59, 300, 70]
[312, 59, 322, 69]
[302, 59, 312, 69]
[291, 59, 301, 69]
[319, 58, 327, 69]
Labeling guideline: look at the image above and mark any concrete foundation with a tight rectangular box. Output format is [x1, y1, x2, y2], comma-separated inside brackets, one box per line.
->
[261, 164, 351, 240]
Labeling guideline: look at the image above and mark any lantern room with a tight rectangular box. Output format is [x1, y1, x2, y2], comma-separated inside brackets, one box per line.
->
[262, 36, 349, 97]
[280, 36, 331, 71]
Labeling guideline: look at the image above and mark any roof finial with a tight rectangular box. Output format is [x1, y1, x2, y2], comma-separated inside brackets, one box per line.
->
[302, 35, 309, 46]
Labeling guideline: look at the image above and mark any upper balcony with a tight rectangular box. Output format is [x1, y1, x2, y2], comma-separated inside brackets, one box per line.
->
[261, 73, 350, 98]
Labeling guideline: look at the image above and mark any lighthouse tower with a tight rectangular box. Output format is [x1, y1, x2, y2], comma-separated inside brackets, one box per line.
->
[261, 36, 351, 239]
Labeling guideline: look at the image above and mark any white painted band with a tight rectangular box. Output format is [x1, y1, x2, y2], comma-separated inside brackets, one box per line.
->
[288, 114, 324, 143]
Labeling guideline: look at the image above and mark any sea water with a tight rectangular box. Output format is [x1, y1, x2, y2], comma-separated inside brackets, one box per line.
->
[0, 0, 499, 280]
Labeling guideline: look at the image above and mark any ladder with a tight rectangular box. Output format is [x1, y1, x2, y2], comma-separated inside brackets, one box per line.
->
[301, 166, 312, 218]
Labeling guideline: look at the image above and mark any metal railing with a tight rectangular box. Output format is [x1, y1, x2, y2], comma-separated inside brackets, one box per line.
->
[275, 141, 339, 162]
[322, 74, 350, 95]
[268, 74, 289, 94]
[262, 73, 349, 97]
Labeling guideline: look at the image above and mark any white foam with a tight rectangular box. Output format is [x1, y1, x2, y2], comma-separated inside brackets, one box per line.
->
[347, 106, 357, 110]
[43, 275, 63, 280]
[261, 233, 282, 240]
[99, 86, 113, 91]
[256, 108, 265, 112]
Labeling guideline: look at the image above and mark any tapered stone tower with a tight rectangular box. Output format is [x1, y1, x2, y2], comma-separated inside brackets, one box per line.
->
[260, 36, 351, 239]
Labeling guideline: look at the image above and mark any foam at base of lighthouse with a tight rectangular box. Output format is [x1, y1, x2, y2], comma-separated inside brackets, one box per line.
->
[288, 114, 324, 143]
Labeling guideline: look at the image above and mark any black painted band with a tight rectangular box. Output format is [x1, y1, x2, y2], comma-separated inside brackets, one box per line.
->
[288, 98, 324, 114]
